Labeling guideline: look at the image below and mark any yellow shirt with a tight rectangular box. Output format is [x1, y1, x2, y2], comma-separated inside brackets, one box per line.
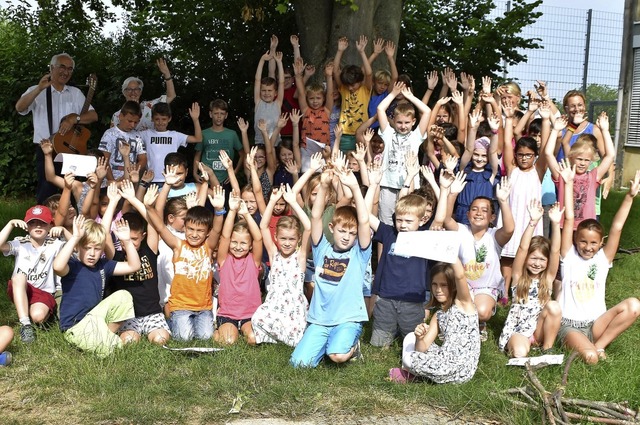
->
[339, 85, 371, 135]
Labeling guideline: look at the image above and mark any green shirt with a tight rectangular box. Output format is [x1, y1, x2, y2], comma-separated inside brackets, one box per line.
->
[196, 127, 242, 182]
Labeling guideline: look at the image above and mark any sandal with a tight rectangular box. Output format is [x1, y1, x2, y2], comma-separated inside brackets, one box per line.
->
[388, 367, 417, 383]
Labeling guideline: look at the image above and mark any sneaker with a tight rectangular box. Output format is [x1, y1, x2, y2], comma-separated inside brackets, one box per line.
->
[0, 351, 12, 366]
[479, 323, 488, 342]
[20, 324, 36, 343]
[388, 367, 417, 383]
[350, 340, 364, 362]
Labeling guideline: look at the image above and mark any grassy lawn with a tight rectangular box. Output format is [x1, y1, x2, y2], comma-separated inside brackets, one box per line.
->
[0, 192, 639, 424]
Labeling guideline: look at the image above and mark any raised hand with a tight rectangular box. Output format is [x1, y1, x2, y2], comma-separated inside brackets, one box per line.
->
[274, 51, 283, 63]
[420, 165, 437, 187]
[282, 184, 297, 205]
[260, 50, 272, 62]
[362, 127, 374, 145]
[548, 202, 564, 224]
[481, 76, 492, 94]
[290, 34, 299, 47]
[163, 165, 182, 187]
[558, 158, 575, 183]
[353, 143, 367, 162]
[40, 139, 53, 155]
[208, 185, 226, 210]
[426, 70, 438, 91]
[219, 150, 233, 170]
[596, 111, 609, 133]
[118, 139, 131, 158]
[257, 119, 267, 133]
[572, 111, 585, 125]
[337, 168, 358, 188]
[127, 163, 140, 184]
[384, 40, 396, 57]
[356, 35, 368, 52]
[269, 185, 284, 204]
[527, 198, 544, 222]
[333, 123, 343, 139]
[96, 156, 108, 181]
[290, 108, 302, 125]
[553, 115, 569, 132]
[390, 81, 406, 96]
[185, 191, 197, 209]
[439, 168, 455, 189]
[228, 190, 241, 211]
[143, 184, 159, 206]
[72, 214, 86, 239]
[337, 36, 349, 52]
[496, 176, 512, 202]
[450, 171, 467, 195]
[451, 90, 463, 105]
[277, 112, 289, 129]
[309, 152, 324, 172]
[118, 179, 135, 200]
[284, 159, 299, 175]
[86, 172, 98, 189]
[468, 109, 483, 129]
[443, 67, 457, 91]
[405, 151, 419, 178]
[373, 38, 384, 55]
[538, 101, 551, 120]
[270, 34, 279, 51]
[113, 218, 131, 242]
[237, 117, 249, 133]
[487, 113, 500, 132]
[367, 160, 383, 185]
[238, 200, 249, 216]
[443, 155, 458, 172]
[156, 57, 172, 79]
[63, 172, 75, 190]
[534, 80, 549, 100]
[141, 169, 154, 184]
[189, 102, 200, 120]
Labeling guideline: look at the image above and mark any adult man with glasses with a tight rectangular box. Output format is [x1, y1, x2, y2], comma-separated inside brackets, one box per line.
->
[15, 53, 98, 204]
[111, 58, 176, 132]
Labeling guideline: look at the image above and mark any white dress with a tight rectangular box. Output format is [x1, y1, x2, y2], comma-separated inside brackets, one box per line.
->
[252, 251, 308, 347]
[498, 279, 546, 351]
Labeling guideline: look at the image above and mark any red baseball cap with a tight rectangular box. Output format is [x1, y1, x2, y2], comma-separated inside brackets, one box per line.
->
[24, 205, 53, 224]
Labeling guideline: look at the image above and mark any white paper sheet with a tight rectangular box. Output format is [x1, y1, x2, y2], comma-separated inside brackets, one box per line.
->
[507, 354, 564, 366]
[54, 153, 97, 177]
[394, 231, 460, 263]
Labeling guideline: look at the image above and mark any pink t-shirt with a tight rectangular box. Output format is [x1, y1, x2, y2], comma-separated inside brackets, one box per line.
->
[218, 255, 261, 320]
[555, 170, 599, 230]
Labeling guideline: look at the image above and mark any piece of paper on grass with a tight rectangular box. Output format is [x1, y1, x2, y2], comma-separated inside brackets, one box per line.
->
[507, 354, 564, 366]
[162, 345, 223, 354]
[394, 231, 460, 263]
[54, 153, 97, 177]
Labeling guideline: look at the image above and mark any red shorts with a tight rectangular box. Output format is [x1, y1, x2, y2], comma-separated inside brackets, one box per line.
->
[7, 279, 56, 313]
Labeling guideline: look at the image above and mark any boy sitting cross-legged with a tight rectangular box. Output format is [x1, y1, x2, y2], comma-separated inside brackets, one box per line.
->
[290, 162, 372, 368]
[53, 214, 141, 358]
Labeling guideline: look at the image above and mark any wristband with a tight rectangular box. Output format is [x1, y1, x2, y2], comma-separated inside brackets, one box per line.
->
[403, 184, 411, 189]
[528, 220, 537, 228]
[163, 75, 173, 81]
[139, 181, 149, 188]
[214, 208, 227, 216]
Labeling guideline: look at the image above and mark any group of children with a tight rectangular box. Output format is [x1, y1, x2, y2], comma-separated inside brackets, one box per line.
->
[2, 34, 638, 389]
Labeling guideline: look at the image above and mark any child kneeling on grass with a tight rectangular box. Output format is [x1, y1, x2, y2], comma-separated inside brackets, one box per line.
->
[290, 165, 371, 367]
[54, 215, 140, 358]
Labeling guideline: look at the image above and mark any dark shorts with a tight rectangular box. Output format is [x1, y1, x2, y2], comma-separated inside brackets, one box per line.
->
[557, 318, 594, 345]
[7, 279, 56, 313]
[217, 315, 251, 330]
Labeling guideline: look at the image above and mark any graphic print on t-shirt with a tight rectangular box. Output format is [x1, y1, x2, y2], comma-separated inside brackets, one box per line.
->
[318, 256, 350, 283]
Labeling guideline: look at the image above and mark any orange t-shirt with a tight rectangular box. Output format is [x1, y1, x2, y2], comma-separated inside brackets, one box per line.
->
[168, 240, 213, 312]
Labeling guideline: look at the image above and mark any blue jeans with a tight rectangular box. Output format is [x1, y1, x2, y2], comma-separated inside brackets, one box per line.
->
[170, 310, 214, 341]
[290, 322, 362, 368]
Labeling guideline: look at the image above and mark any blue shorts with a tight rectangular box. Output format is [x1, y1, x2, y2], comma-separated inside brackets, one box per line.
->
[217, 315, 251, 330]
[290, 322, 363, 368]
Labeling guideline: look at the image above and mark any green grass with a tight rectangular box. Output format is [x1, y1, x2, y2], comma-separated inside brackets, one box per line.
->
[1, 193, 639, 424]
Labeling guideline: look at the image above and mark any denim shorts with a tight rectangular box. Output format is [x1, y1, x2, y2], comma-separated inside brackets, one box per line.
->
[170, 309, 214, 341]
[290, 322, 363, 368]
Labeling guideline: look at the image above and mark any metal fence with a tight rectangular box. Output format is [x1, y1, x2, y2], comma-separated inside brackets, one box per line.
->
[493, 2, 623, 102]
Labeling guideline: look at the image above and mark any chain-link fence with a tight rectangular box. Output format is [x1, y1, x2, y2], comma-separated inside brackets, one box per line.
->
[493, 2, 623, 102]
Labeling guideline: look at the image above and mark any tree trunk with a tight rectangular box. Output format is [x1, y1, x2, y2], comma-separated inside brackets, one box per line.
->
[295, 0, 403, 70]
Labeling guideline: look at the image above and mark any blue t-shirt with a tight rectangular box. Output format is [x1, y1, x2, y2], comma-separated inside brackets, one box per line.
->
[373, 223, 430, 303]
[367, 91, 388, 130]
[60, 257, 117, 331]
[309, 235, 371, 325]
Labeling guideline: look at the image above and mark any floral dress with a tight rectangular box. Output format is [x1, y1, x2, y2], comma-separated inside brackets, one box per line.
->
[498, 279, 544, 351]
[252, 250, 308, 347]
[406, 304, 481, 384]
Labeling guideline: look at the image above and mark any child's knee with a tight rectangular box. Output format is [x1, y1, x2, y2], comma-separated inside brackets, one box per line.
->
[328, 352, 350, 363]
[30, 309, 50, 324]
[120, 331, 141, 344]
[626, 297, 640, 317]
[545, 300, 562, 317]
[214, 324, 238, 345]
[149, 330, 170, 345]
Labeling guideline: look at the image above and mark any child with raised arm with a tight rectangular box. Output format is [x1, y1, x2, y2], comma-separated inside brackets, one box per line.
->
[145, 167, 224, 340]
[377, 82, 431, 226]
[545, 112, 615, 229]
[556, 163, 640, 364]
[108, 181, 171, 345]
[214, 192, 263, 345]
[254, 51, 285, 146]
[252, 185, 310, 346]
[498, 200, 563, 357]
[293, 58, 334, 148]
[333, 35, 373, 152]
[389, 258, 480, 384]
[365, 160, 432, 347]
[141, 102, 202, 185]
[54, 215, 140, 357]
[290, 165, 371, 368]
[432, 169, 514, 341]
[367, 39, 398, 130]
[0, 206, 67, 342]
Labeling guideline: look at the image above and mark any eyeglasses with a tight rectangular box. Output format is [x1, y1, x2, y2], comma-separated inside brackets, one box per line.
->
[124, 88, 142, 93]
[254, 155, 266, 159]
[516, 153, 534, 159]
[53, 64, 74, 72]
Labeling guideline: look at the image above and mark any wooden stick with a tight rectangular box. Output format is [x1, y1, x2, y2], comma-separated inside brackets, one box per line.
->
[564, 412, 637, 424]
[526, 362, 557, 425]
[563, 399, 636, 421]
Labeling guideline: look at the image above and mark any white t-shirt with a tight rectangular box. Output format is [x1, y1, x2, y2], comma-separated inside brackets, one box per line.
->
[98, 126, 146, 181]
[457, 224, 505, 295]
[19, 84, 94, 144]
[5, 236, 65, 293]
[379, 125, 424, 189]
[140, 129, 188, 182]
[559, 246, 611, 322]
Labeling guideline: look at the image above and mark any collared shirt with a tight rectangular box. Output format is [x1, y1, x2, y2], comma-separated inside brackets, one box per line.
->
[19, 84, 94, 144]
